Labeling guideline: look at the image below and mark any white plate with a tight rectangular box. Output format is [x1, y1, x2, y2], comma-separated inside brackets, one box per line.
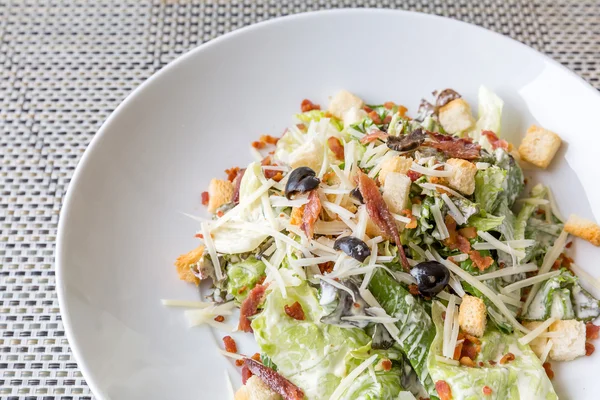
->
[56, 9, 600, 400]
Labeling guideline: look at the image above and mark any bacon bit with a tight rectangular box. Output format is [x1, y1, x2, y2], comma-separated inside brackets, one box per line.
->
[359, 130, 388, 144]
[238, 284, 267, 332]
[244, 358, 305, 400]
[482, 386, 493, 396]
[290, 206, 305, 226]
[363, 105, 373, 113]
[444, 215, 471, 254]
[356, 170, 409, 271]
[407, 170, 423, 181]
[400, 209, 418, 229]
[459, 356, 475, 367]
[232, 168, 246, 204]
[252, 140, 267, 149]
[435, 380, 453, 400]
[257, 275, 266, 285]
[327, 136, 345, 160]
[284, 301, 306, 321]
[236, 359, 244, 367]
[201, 191, 209, 206]
[424, 132, 481, 160]
[453, 340, 464, 360]
[488, 360, 497, 366]
[225, 166, 240, 182]
[238, 286, 248, 294]
[368, 110, 383, 125]
[566, 241, 573, 249]
[381, 359, 392, 371]
[214, 315, 225, 323]
[464, 334, 481, 345]
[260, 134, 279, 145]
[384, 101, 396, 109]
[586, 322, 600, 340]
[482, 130, 508, 150]
[241, 364, 253, 384]
[301, 99, 320, 112]
[478, 361, 484, 367]
[216, 210, 224, 218]
[543, 362, 554, 380]
[461, 337, 481, 361]
[318, 261, 334, 274]
[469, 250, 494, 271]
[383, 114, 392, 124]
[499, 352, 515, 365]
[586, 342, 595, 356]
[194, 233, 204, 239]
[411, 197, 422, 205]
[408, 284, 420, 295]
[458, 226, 477, 239]
[398, 105, 408, 117]
[322, 171, 336, 183]
[300, 190, 321, 239]
[296, 123, 307, 132]
[223, 336, 237, 353]
[251, 353, 261, 361]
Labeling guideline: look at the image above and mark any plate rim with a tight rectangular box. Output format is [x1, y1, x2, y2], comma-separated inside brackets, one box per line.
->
[55, 8, 600, 399]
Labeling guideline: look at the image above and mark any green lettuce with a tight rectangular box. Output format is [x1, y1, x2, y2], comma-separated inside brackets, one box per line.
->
[494, 149, 524, 206]
[295, 110, 343, 131]
[225, 258, 265, 302]
[369, 270, 435, 383]
[468, 215, 505, 232]
[252, 283, 373, 399]
[522, 270, 600, 321]
[427, 302, 558, 400]
[470, 86, 504, 153]
[340, 368, 404, 400]
[474, 166, 506, 214]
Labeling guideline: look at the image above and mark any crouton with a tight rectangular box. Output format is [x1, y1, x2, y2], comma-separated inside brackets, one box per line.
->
[446, 158, 477, 195]
[522, 321, 548, 358]
[438, 98, 475, 134]
[290, 206, 304, 226]
[518, 125, 562, 169]
[174, 245, 204, 285]
[378, 156, 413, 185]
[549, 319, 586, 361]
[207, 178, 234, 214]
[328, 90, 364, 119]
[565, 214, 600, 246]
[366, 219, 391, 241]
[458, 295, 487, 337]
[342, 107, 368, 127]
[234, 376, 281, 400]
[382, 172, 411, 215]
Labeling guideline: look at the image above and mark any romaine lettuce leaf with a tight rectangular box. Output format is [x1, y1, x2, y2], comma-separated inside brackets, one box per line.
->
[474, 166, 506, 214]
[494, 149, 524, 207]
[340, 368, 404, 400]
[225, 258, 265, 302]
[252, 283, 374, 399]
[468, 214, 505, 232]
[369, 270, 435, 383]
[427, 302, 558, 400]
[470, 86, 504, 153]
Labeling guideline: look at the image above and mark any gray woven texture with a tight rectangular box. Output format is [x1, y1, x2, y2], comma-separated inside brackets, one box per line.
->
[0, 0, 599, 398]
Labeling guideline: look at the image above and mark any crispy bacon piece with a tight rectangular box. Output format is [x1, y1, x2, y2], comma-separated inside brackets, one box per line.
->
[444, 215, 471, 253]
[381, 359, 392, 371]
[587, 322, 600, 340]
[356, 170, 409, 271]
[435, 380, 453, 400]
[327, 136, 345, 160]
[383, 101, 395, 110]
[398, 105, 408, 117]
[318, 261, 334, 274]
[400, 209, 418, 229]
[225, 167, 240, 182]
[201, 191, 209, 206]
[458, 226, 477, 239]
[459, 356, 475, 367]
[300, 190, 321, 239]
[284, 302, 305, 321]
[407, 170, 423, 181]
[301, 99, 320, 112]
[238, 284, 267, 332]
[214, 315, 225, 323]
[252, 141, 267, 149]
[232, 168, 246, 204]
[499, 352, 515, 365]
[469, 250, 494, 271]
[460, 334, 482, 361]
[408, 284, 420, 295]
[368, 110, 383, 125]
[236, 359, 244, 367]
[251, 353, 261, 361]
[244, 358, 305, 400]
[425, 132, 481, 160]
[543, 362, 554, 379]
[241, 364, 253, 384]
[482, 130, 508, 150]
[482, 386, 493, 396]
[586, 342, 595, 356]
[260, 134, 279, 145]
[222, 336, 237, 353]
[360, 130, 389, 144]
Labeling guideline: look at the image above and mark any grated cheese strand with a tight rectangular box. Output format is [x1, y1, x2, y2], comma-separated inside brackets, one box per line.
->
[477, 231, 526, 259]
[441, 193, 466, 225]
[201, 222, 223, 281]
[329, 355, 378, 400]
[410, 162, 454, 177]
[539, 340, 554, 364]
[475, 263, 538, 280]
[442, 296, 456, 358]
[502, 271, 561, 293]
[431, 204, 450, 239]
[518, 317, 557, 345]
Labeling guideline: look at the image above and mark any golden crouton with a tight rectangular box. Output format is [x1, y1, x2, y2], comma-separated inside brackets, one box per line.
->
[446, 158, 477, 195]
[290, 206, 304, 226]
[207, 178, 234, 214]
[518, 125, 562, 169]
[549, 319, 586, 361]
[328, 90, 364, 119]
[174, 245, 204, 285]
[522, 321, 548, 358]
[366, 219, 391, 241]
[382, 172, 411, 215]
[234, 376, 281, 400]
[378, 156, 413, 185]
[565, 214, 600, 246]
[458, 295, 487, 337]
[438, 98, 475, 134]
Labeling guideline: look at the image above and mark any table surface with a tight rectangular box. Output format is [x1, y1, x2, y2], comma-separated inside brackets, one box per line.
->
[1, 0, 599, 399]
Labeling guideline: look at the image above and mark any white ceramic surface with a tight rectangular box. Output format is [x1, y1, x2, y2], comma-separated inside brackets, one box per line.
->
[56, 9, 600, 400]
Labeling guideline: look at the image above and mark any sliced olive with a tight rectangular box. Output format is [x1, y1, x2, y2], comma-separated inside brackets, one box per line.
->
[410, 260, 450, 297]
[284, 167, 320, 199]
[386, 128, 426, 152]
[334, 236, 371, 262]
[350, 187, 364, 204]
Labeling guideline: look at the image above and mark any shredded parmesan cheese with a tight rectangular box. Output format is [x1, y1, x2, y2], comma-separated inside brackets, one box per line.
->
[442, 296, 456, 358]
[431, 204, 450, 239]
[441, 193, 466, 225]
[435, 355, 460, 366]
[502, 271, 561, 293]
[329, 355, 378, 400]
[410, 162, 454, 177]
[201, 222, 223, 281]
[546, 187, 565, 223]
[477, 231, 526, 259]
[475, 263, 538, 280]
[518, 317, 557, 345]
[539, 340, 553, 364]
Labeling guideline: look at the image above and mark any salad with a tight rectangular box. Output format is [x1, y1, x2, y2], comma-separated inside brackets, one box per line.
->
[167, 88, 600, 400]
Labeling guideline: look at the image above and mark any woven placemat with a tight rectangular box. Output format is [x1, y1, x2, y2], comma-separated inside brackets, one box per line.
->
[1, 1, 599, 398]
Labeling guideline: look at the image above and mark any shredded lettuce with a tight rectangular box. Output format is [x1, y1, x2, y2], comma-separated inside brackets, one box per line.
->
[475, 166, 506, 214]
[225, 258, 265, 302]
[340, 368, 404, 400]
